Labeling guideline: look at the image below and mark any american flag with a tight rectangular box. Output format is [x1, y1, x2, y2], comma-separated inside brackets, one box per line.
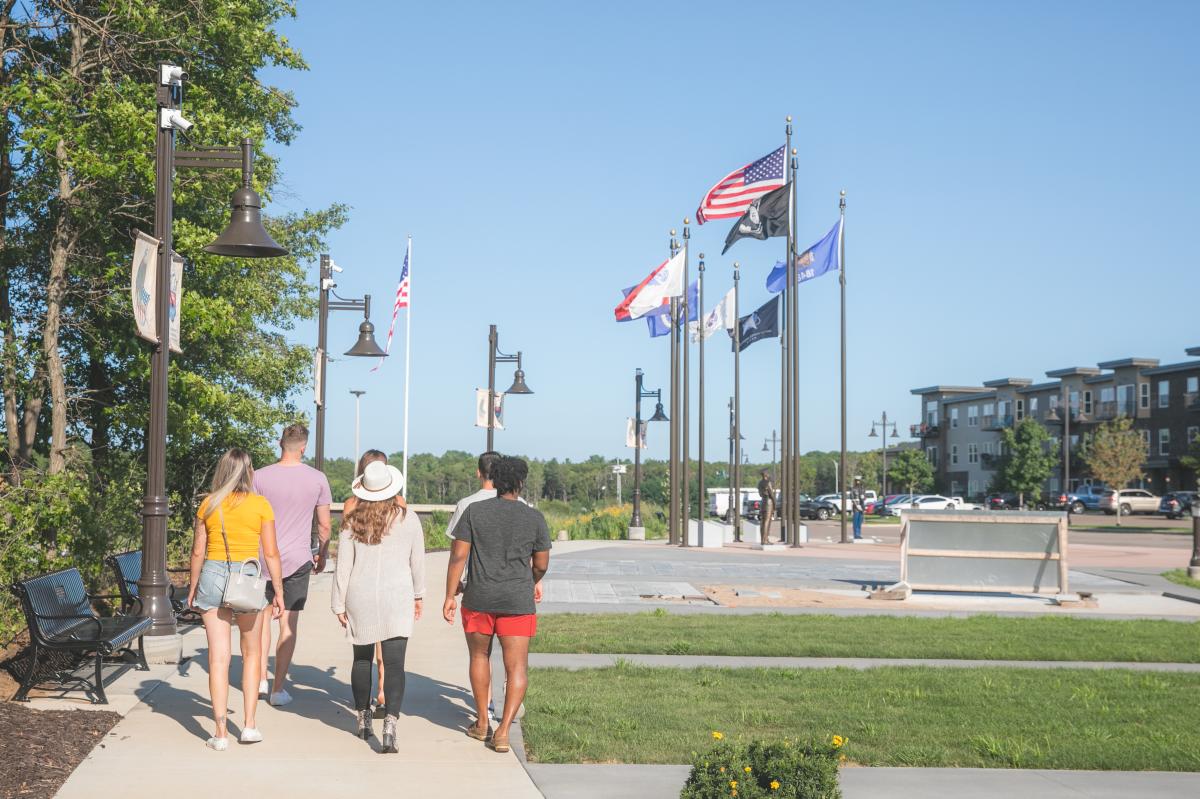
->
[696, 145, 787, 224]
[370, 243, 409, 371]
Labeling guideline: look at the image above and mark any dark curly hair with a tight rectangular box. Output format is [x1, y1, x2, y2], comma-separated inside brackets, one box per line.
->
[491, 456, 528, 496]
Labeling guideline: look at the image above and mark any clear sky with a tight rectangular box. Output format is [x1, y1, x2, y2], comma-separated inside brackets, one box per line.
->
[258, 0, 1199, 464]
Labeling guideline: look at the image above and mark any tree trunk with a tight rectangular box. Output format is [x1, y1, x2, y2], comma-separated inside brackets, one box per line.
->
[43, 139, 75, 474]
[0, 0, 22, 479]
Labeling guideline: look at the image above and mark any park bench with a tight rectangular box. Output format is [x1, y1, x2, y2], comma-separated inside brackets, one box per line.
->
[105, 549, 199, 624]
[9, 567, 150, 704]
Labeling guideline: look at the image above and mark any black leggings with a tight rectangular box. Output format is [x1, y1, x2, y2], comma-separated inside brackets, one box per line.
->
[352, 637, 408, 713]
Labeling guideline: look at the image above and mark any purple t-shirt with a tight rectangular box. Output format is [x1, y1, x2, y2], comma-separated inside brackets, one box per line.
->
[253, 463, 332, 577]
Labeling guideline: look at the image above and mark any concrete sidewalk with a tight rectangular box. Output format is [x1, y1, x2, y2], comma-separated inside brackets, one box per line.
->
[56, 550, 540, 798]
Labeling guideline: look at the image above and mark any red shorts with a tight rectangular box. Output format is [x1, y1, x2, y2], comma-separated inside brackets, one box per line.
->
[461, 608, 538, 637]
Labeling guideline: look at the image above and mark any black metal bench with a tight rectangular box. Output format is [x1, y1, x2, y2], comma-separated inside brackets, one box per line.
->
[9, 567, 150, 704]
[104, 549, 199, 624]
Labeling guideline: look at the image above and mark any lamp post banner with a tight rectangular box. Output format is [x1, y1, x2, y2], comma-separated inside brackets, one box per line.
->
[476, 388, 504, 429]
[168, 250, 183, 354]
[131, 230, 159, 344]
[313, 348, 324, 406]
[626, 417, 647, 449]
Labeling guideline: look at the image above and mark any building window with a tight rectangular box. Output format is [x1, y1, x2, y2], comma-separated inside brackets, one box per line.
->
[1069, 390, 1079, 412]
[968, 479, 978, 496]
[951, 445, 959, 465]
[950, 407, 959, 428]
[968, 443, 978, 464]
[968, 406, 978, 427]
[1159, 428, 1170, 456]
[1049, 477, 1060, 493]
[996, 441, 1004, 457]
[983, 441, 993, 455]
[1140, 382, 1150, 410]
[1070, 434, 1080, 448]
[1083, 390, 1092, 414]
[983, 402, 994, 416]
[1187, 426, 1199, 447]
[1158, 380, 1169, 408]
[926, 400, 939, 427]
[1118, 384, 1135, 416]
[1189, 376, 1199, 394]
[950, 480, 961, 496]
[1015, 399, 1025, 421]
[1030, 397, 1039, 416]
[1139, 429, 1150, 456]
[1049, 394, 1059, 411]
[926, 446, 939, 467]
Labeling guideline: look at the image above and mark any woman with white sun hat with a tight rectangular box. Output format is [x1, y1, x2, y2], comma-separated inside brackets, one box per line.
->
[331, 459, 425, 753]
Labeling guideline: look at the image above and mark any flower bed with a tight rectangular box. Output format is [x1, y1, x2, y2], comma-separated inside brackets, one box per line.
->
[680, 733, 843, 798]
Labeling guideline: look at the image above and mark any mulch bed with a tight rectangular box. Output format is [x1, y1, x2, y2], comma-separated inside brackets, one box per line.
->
[0, 701, 120, 799]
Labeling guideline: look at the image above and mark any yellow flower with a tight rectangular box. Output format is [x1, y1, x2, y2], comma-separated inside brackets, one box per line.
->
[731, 792, 738, 798]
[743, 766, 752, 773]
[712, 731, 725, 740]
[839, 754, 847, 763]
[730, 781, 738, 789]
[832, 735, 846, 748]
[720, 767, 726, 773]
[770, 780, 781, 791]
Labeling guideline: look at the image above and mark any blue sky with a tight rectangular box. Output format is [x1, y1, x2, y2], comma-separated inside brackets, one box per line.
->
[259, 0, 1199, 464]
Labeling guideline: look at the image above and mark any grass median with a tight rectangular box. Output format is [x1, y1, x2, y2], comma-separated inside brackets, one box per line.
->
[522, 664, 1200, 770]
[532, 612, 1200, 662]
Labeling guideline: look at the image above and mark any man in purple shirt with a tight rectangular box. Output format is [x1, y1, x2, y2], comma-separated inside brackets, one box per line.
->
[253, 423, 332, 706]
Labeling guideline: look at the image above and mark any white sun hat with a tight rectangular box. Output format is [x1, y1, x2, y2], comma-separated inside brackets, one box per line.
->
[351, 460, 406, 502]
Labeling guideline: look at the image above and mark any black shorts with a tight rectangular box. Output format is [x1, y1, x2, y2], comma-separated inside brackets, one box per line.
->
[266, 562, 313, 610]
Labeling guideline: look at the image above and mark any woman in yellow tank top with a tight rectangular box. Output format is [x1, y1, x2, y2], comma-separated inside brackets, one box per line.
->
[186, 448, 285, 750]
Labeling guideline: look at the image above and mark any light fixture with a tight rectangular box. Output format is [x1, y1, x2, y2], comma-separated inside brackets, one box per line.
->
[344, 319, 386, 357]
[649, 402, 668, 422]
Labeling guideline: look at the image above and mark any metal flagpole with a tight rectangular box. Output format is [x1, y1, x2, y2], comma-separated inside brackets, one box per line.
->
[788, 124, 802, 548]
[839, 192, 850, 542]
[681, 222, 691, 547]
[697, 252, 706, 547]
[732, 262, 742, 542]
[668, 231, 680, 545]
[779, 266, 789, 545]
[402, 236, 412, 488]
[784, 117, 798, 547]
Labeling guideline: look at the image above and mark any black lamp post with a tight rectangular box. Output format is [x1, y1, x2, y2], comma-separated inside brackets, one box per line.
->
[486, 324, 532, 451]
[313, 254, 387, 474]
[868, 411, 899, 497]
[138, 64, 288, 655]
[630, 368, 668, 538]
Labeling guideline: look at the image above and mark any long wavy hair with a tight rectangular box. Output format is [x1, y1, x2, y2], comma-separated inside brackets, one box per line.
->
[203, 448, 255, 519]
[345, 497, 403, 546]
[355, 449, 387, 478]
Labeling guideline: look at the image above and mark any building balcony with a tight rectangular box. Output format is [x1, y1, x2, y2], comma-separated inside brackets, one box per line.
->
[1187, 392, 1200, 412]
[1093, 401, 1134, 421]
[911, 422, 940, 438]
[982, 415, 1013, 431]
[980, 453, 998, 471]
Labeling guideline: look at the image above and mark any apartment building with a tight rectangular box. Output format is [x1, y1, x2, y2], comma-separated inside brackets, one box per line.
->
[911, 348, 1200, 499]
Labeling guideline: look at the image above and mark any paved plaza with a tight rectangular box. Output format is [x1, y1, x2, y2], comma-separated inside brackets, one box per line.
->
[41, 541, 1200, 798]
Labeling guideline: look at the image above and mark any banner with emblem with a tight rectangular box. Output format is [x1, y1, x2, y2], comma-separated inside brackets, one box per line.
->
[735, 294, 780, 352]
[131, 229, 184, 352]
[625, 417, 647, 449]
[475, 389, 504, 430]
[765, 217, 842, 293]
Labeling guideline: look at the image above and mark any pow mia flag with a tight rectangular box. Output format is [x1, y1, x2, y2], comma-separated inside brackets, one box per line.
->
[733, 294, 780, 352]
[721, 182, 791, 254]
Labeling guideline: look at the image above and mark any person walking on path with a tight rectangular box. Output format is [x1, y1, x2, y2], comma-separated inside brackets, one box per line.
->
[187, 448, 286, 750]
[851, 476, 866, 540]
[253, 423, 333, 707]
[443, 456, 550, 754]
[344, 449, 390, 712]
[757, 469, 776, 544]
[332, 460, 425, 753]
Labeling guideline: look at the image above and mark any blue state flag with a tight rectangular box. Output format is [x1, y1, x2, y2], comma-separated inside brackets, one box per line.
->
[766, 218, 842, 293]
[620, 280, 698, 338]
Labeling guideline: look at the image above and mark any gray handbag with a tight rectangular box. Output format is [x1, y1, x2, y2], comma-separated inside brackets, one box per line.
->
[217, 508, 267, 613]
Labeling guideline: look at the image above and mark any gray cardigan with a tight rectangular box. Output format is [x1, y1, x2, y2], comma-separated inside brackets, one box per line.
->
[331, 509, 426, 645]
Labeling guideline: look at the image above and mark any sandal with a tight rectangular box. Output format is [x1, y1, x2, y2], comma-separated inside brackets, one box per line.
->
[490, 733, 510, 753]
[466, 722, 491, 741]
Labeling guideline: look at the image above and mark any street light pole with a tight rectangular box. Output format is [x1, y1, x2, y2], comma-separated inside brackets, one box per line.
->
[629, 368, 666, 539]
[869, 411, 899, 498]
[139, 65, 288, 658]
[350, 390, 365, 461]
[486, 324, 532, 451]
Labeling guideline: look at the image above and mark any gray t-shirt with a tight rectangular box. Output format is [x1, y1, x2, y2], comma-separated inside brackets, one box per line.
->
[452, 496, 551, 615]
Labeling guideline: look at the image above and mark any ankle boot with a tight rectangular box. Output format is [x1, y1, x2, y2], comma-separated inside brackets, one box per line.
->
[380, 714, 398, 753]
[356, 708, 373, 740]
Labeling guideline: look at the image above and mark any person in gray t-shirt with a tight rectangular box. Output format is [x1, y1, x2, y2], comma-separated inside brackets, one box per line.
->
[444, 456, 550, 753]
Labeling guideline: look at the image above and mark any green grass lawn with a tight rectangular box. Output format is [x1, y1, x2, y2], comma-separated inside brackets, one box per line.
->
[1164, 569, 1200, 591]
[522, 664, 1200, 770]
[532, 612, 1200, 662]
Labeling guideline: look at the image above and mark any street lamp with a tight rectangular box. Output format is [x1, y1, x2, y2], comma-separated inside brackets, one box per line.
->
[1190, 489, 1200, 580]
[630, 368, 667, 539]
[762, 430, 780, 480]
[486, 324, 533, 451]
[313, 255, 387, 473]
[350, 390, 366, 462]
[868, 411, 899, 497]
[138, 64, 289, 659]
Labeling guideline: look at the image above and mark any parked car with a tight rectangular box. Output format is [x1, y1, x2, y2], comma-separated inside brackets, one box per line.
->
[1099, 489, 1160, 515]
[882, 494, 960, 515]
[877, 494, 912, 515]
[1065, 484, 1108, 514]
[987, 492, 1060, 511]
[1160, 491, 1196, 520]
[796, 494, 840, 521]
[816, 490, 878, 512]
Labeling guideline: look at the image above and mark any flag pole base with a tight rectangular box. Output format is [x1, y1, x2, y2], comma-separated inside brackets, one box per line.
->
[627, 526, 646, 541]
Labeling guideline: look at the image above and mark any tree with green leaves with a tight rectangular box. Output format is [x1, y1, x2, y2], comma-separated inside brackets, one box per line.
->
[887, 449, 935, 497]
[1081, 418, 1146, 526]
[996, 419, 1058, 509]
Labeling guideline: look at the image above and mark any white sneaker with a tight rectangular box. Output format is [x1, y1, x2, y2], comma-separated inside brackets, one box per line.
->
[239, 727, 263, 744]
[205, 736, 229, 751]
[258, 679, 269, 697]
[269, 689, 293, 706]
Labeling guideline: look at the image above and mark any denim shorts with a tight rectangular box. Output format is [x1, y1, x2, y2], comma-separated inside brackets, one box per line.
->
[194, 559, 261, 612]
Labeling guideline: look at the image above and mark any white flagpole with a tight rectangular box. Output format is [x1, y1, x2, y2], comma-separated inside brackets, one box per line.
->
[402, 235, 412, 490]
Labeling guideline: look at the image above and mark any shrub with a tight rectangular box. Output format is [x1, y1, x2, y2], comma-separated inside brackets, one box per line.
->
[422, 510, 452, 550]
[561, 503, 668, 540]
[680, 735, 843, 799]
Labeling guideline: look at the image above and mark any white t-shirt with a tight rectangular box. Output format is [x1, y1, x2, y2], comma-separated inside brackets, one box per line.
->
[445, 488, 498, 540]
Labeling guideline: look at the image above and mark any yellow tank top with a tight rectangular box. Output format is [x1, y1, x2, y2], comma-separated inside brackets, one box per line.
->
[198, 493, 274, 562]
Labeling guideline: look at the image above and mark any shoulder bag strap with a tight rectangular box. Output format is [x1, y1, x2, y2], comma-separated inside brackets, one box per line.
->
[218, 505, 233, 566]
